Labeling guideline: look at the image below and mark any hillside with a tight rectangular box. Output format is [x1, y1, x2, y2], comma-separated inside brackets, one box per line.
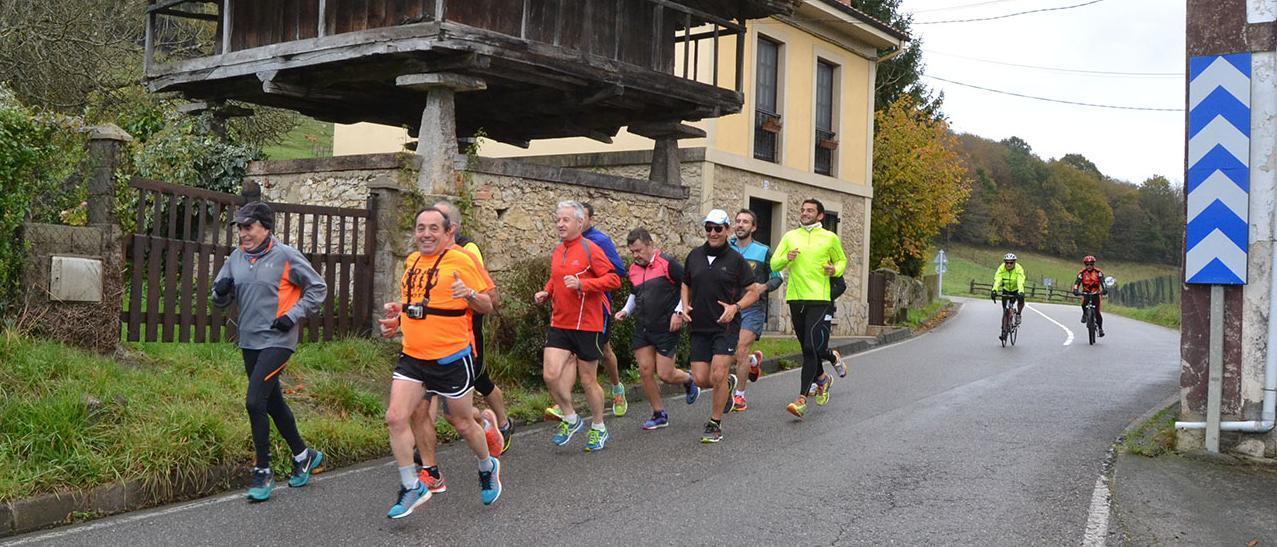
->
[925, 243, 1180, 296]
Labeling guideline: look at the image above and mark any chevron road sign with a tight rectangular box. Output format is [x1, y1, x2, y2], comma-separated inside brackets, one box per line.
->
[1186, 53, 1251, 285]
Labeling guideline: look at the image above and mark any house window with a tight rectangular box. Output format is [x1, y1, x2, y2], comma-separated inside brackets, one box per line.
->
[821, 211, 840, 234]
[754, 36, 781, 163]
[815, 60, 837, 176]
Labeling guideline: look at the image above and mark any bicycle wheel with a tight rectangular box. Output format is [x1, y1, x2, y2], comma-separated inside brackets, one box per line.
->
[1010, 324, 1018, 346]
[1086, 309, 1096, 345]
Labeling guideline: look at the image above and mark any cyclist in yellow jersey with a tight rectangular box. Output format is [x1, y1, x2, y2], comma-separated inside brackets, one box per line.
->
[991, 253, 1026, 341]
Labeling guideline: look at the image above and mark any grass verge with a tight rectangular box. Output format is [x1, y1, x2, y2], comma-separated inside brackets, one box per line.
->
[902, 299, 951, 330]
[1122, 404, 1178, 457]
[1105, 303, 1180, 329]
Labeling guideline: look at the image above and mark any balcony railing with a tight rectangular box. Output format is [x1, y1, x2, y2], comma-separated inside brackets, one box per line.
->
[144, 0, 745, 92]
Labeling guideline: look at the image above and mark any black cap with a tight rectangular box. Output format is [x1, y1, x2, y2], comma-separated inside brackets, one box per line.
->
[233, 202, 274, 231]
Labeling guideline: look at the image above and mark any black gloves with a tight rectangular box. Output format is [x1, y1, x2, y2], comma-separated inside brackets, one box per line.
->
[213, 277, 234, 297]
[271, 315, 295, 332]
[1102, 289, 1109, 296]
[1072, 289, 1080, 296]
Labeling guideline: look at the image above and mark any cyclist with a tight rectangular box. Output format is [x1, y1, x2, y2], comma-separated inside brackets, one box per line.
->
[1071, 255, 1108, 338]
[991, 253, 1026, 342]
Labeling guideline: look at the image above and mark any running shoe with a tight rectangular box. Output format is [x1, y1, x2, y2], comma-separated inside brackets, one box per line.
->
[481, 409, 504, 458]
[700, 421, 723, 444]
[584, 427, 609, 452]
[832, 349, 846, 378]
[721, 374, 738, 415]
[417, 468, 447, 494]
[499, 419, 515, 454]
[732, 394, 748, 413]
[552, 416, 584, 446]
[685, 378, 700, 405]
[808, 382, 817, 397]
[479, 457, 502, 505]
[387, 482, 430, 519]
[612, 384, 628, 417]
[246, 468, 274, 502]
[1099, 328, 1106, 338]
[814, 374, 832, 406]
[642, 411, 669, 430]
[748, 350, 764, 382]
[544, 404, 564, 422]
[786, 396, 808, 419]
[287, 448, 324, 488]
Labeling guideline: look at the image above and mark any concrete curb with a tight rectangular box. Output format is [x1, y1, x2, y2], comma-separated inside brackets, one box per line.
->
[2, 304, 952, 538]
[1104, 393, 1180, 546]
[1, 466, 245, 537]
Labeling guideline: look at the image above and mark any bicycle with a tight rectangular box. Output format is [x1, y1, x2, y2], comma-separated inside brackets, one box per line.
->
[993, 290, 1021, 347]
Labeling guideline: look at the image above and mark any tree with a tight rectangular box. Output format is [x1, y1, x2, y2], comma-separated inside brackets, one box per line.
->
[870, 96, 970, 276]
[853, 0, 943, 117]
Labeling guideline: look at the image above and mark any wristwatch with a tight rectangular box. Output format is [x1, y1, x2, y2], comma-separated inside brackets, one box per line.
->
[464, 289, 478, 301]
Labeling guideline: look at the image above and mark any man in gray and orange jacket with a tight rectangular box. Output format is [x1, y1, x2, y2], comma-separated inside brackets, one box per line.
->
[212, 201, 328, 502]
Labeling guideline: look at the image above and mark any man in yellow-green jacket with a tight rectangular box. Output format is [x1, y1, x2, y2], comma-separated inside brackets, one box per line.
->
[770, 199, 846, 419]
[991, 252, 1026, 341]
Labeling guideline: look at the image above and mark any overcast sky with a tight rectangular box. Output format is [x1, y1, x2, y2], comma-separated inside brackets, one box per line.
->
[896, 0, 1186, 186]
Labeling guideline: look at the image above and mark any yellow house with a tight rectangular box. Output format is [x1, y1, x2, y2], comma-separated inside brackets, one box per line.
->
[332, 0, 905, 334]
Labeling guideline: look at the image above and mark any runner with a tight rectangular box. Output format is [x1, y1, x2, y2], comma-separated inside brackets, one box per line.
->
[378, 207, 502, 519]
[534, 201, 622, 451]
[544, 203, 630, 420]
[680, 209, 764, 443]
[408, 200, 509, 495]
[212, 202, 327, 503]
[811, 273, 849, 395]
[614, 227, 701, 430]
[770, 199, 847, 419]
[727, 209, 784, 412]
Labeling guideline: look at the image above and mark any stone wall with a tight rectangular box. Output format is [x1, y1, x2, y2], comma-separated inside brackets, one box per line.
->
[243, 146, 875, 336]
[20, 223, 125, 354]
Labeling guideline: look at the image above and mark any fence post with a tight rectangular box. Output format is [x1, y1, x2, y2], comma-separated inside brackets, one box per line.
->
[85, 125, 133, 227]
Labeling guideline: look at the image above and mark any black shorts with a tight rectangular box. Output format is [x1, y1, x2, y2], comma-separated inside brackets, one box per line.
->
[546, 327, 604, 362]
[394, 352, 476, 399]
[632, 327, 679, 357]
[689, 330, 738, 363]
[600, 310, 613, 345]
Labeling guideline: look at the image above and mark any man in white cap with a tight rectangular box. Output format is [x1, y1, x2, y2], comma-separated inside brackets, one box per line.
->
[679, 209, 764, 443]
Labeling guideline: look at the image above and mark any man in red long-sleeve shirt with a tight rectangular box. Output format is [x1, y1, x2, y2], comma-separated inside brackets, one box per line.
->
[534, 201, 622, 452]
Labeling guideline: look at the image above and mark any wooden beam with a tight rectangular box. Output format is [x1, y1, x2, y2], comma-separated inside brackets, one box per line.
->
[396, 73, 487, 92]
[155, 8, 220, 21]
[258, 71, 344, 100]
[628, 121, 706, 140]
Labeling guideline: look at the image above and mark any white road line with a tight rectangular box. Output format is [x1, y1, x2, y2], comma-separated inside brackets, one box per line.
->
[1082, 476, 1112, 546]
[2, 461, 393, 546]
[1027, 305, 1074, 346]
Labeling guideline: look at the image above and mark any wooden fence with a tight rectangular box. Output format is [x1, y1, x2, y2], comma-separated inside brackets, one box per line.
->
[968, 274, 1181, 309]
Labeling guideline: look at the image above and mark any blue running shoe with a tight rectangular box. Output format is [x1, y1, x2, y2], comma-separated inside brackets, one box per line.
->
[479, 457, 502, 505]
[387, 482, 430, 519]
[288, 448, 324, 488]
[584, 427, 609, 452]
[245, 468, 273, 502]
[642, 411, 669, 430]
[685, 378, 700, 405]
[552, 416, 584, 446]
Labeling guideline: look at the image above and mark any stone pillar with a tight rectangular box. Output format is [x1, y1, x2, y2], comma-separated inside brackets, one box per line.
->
[84, 125, 132, 227]
[367, 174, 407, 332]
[397, 73, 487, 196]
[650, 138, 681, 186]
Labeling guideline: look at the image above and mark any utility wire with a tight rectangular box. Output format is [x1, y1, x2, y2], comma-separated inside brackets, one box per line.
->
[924, 50, 1182, 78]
[912, 0, 1022, 14]
[923, 74, 1183, 111]
[915, 0, 1107, 24]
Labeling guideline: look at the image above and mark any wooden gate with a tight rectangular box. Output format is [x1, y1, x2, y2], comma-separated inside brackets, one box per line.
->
[122, 178, 376, 343]
[868, 271, 887, 326]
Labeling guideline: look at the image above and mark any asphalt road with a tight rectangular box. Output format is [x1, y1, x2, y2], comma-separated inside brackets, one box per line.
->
[5, 298, 1179, 546]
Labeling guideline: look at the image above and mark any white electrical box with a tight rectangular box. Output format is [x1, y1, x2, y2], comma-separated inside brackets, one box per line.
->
[50, 256, 103, 302]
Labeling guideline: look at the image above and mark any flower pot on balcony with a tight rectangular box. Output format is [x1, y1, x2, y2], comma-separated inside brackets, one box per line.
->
[761, 116, 782, 133]
[818, 137, 839, 150]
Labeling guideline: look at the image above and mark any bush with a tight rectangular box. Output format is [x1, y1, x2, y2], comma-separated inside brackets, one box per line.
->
[0, 87, 86, 313]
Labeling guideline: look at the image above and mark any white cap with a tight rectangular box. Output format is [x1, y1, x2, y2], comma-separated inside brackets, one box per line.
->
[703, 209, 730, 225]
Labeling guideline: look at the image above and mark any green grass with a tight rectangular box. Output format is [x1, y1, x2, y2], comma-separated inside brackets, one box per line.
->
[752, 338, 802, 361]
[926, 243, 1179, 298]
[1122, 404, 1178, 457]
[902, 299, 951, 329]
[0, 329, 574, 504]
[261, 117, 333, 161]
[1106, 303, 1180, 329]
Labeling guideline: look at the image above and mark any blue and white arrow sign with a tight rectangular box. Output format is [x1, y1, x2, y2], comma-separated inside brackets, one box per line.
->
[1186, 53, 1250, 285]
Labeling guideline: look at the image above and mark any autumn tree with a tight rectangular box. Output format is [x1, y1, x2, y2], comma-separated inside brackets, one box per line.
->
[871, 96, 970, 275]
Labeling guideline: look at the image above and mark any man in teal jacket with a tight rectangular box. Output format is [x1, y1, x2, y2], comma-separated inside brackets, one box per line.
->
[770, 199, 846, 419]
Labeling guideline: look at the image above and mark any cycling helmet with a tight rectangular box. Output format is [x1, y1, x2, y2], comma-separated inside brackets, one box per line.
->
[1003, 253, 1017, 262]
[1083, 255, 1096, 265]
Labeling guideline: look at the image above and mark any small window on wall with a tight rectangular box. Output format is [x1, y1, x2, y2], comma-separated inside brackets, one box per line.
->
[822, 211, 840, 234]
[754, 36, 782, 163]
[815, 60, 838, 176]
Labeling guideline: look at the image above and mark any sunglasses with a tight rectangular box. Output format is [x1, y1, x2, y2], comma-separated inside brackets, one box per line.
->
[704, 224, 727, 233]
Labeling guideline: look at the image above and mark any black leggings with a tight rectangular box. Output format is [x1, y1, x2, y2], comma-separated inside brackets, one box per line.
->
[790, 302, 831, 396]
[472, 314, 494, 396]
[1081, 294, 1104, 328]
[243, 348, 307, 469]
